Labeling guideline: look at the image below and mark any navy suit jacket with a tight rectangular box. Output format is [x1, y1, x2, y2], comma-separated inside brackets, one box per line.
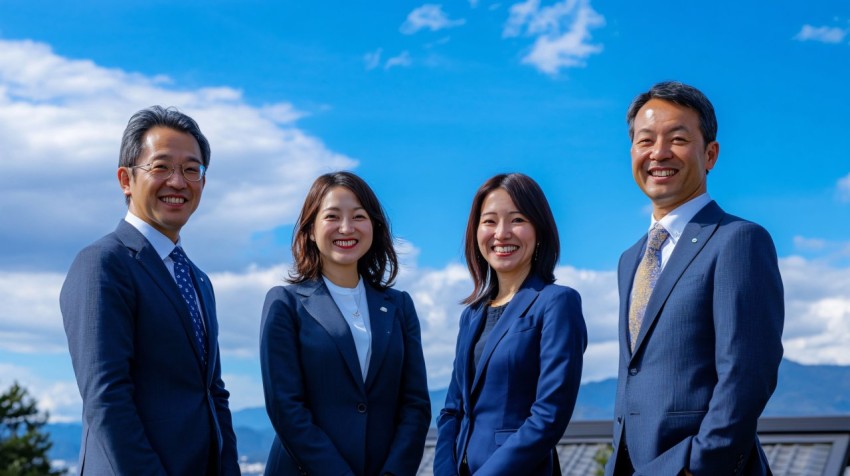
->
[606, 201, 784, 476]
[60, 220, 240, 475]
[260, 279, 431, 476]
[434, 275, 587, 476]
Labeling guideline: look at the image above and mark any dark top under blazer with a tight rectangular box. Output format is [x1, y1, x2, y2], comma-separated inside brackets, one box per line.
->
[434, 275, 587, 476]
[60, 220, 240, 475]
[606, 201, 784, 476]
[260, 279, 431, 476]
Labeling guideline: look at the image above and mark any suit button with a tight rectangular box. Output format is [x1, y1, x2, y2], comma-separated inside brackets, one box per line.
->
[356, 403, 367, 413]
[629, 368, 638, 376]
[617, 416, 622, 423]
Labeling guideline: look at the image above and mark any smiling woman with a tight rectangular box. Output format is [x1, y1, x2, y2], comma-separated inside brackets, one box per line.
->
[259, 171, 431, 476]
[435, 173, 588, 476]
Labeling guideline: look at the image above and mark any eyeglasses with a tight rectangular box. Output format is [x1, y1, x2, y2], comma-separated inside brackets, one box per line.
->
[131, 161, 206, 182]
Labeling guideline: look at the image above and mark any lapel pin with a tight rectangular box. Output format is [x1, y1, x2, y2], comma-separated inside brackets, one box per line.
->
[380, 306, 387, 312]
[691, 238, 698, 243]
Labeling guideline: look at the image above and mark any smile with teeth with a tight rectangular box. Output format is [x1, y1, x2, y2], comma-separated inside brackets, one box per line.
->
[493, 245, 519, 254]
[334, 239, 358, 248]
[649, 169, 677, 177]
[161, 196, 187, 204]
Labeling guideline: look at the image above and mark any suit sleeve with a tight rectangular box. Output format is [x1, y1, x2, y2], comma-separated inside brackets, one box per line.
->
[688, 224, 784, 474]
[475, 288, 588, 476]
[204, 282, 241, 475]
[259, 287, 355, 476]
[60, 247, 169, 475]
[433, 308, 469, 476]
[379, 291, 432, 476]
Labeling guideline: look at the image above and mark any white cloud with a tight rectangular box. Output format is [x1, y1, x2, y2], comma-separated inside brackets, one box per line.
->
[793, 235, 827, 251]
[0, 271, 66, 353]
[385, 51, 413, 70]
[779, 256, 850, 365]
[837, 172, 850, 202]
[503, 0, 605, 75]
[0, 38, 356, 271]
[794, 24, 848, 44]
[400, 4, 466, 35]
[363, 48, 383, 70]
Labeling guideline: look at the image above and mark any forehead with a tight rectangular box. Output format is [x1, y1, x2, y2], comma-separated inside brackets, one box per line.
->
[140, 126, 201, 158]
[634, 98, 700, 131]
[481, 188, 519, 212]
[321, 186, 363, 208]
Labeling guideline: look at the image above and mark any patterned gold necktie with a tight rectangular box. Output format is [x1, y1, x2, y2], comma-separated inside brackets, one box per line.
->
[629, 223, 669, 351]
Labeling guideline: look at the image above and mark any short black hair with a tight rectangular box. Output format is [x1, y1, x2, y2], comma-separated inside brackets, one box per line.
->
[626, 81, 717, 145]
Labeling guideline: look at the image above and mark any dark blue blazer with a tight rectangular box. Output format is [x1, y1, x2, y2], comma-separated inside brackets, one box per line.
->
[260, 279, 431, 476]
[606, 201, 784, 476]
[60, 220, 240, 475]
[434, 275, 587, 476]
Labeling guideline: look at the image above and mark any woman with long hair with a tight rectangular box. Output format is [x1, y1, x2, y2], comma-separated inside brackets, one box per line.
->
[434, 173, 587, 476]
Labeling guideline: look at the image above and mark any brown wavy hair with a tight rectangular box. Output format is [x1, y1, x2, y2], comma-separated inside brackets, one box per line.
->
[463, 173, 559, 306]
[288, 171, 398, 290]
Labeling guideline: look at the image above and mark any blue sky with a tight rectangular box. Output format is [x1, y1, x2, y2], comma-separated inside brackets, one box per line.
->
[1, 0, 849, 421]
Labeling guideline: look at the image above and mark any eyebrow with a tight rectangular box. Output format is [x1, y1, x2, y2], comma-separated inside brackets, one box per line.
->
[149, 154, 202, 163]
[321, 206, 366, 212]
[481, 210, 523, 216]
[635, 124, 692, 136]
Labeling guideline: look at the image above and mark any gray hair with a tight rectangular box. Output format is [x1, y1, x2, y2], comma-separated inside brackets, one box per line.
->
[119, 106, 210, 204]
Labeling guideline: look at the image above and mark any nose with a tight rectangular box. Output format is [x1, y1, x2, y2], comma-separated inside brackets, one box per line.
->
[338, 217, 353, 234]
[494, 220, 511, 240]
[649, 141, 672, 161]
[165, 168, 188, 188]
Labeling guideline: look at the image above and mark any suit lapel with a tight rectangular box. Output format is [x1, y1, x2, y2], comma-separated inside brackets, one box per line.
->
[115, 221, 207, 374]
[619, 239, 644, 358]
[469, 275, 544, 398]
[297, 279, 365, 392]
[192, 264, 216, 383]
[364, 285, 395, 390]
[461, 305, 486, 404]
[630, 202, 723, 361]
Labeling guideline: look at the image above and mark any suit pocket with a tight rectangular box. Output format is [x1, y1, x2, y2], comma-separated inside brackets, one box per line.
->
[660, 411, 706, 448]
[494, 429, 517, 446]
[666, 410, 707, 416]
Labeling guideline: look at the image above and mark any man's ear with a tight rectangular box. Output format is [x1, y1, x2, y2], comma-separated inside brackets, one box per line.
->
[705, 141, 719, 173]
[118, 167, 132, 199]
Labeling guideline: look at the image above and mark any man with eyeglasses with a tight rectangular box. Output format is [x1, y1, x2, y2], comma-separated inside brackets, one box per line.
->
[61, 106, 240, 475]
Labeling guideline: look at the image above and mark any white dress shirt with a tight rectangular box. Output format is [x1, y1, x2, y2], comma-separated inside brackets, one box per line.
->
[649, 193, 712, 270]
[124, 211, 205, 328]
[323, 276, 372, 381]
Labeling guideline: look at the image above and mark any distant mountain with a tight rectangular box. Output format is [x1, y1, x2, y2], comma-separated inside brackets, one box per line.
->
[44, 358, 850, 465]
[763, 359, 850, 416]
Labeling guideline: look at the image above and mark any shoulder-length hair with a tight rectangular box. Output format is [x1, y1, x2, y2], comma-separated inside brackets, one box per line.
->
[288, 171, 398, 290]
[463, 173, 560, 306]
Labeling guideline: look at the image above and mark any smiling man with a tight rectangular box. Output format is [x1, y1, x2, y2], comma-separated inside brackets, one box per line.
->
[606, 82, 784, 476]
[60, 106, 240, 475]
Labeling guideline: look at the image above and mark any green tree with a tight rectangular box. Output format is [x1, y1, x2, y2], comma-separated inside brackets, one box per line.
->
[594, 444, 613, 476]
[0, 382, 62, 476]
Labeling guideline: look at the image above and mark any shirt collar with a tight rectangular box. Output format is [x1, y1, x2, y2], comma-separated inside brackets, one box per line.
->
[124, 211, 183, 260]
[650, 193, 712, 245]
